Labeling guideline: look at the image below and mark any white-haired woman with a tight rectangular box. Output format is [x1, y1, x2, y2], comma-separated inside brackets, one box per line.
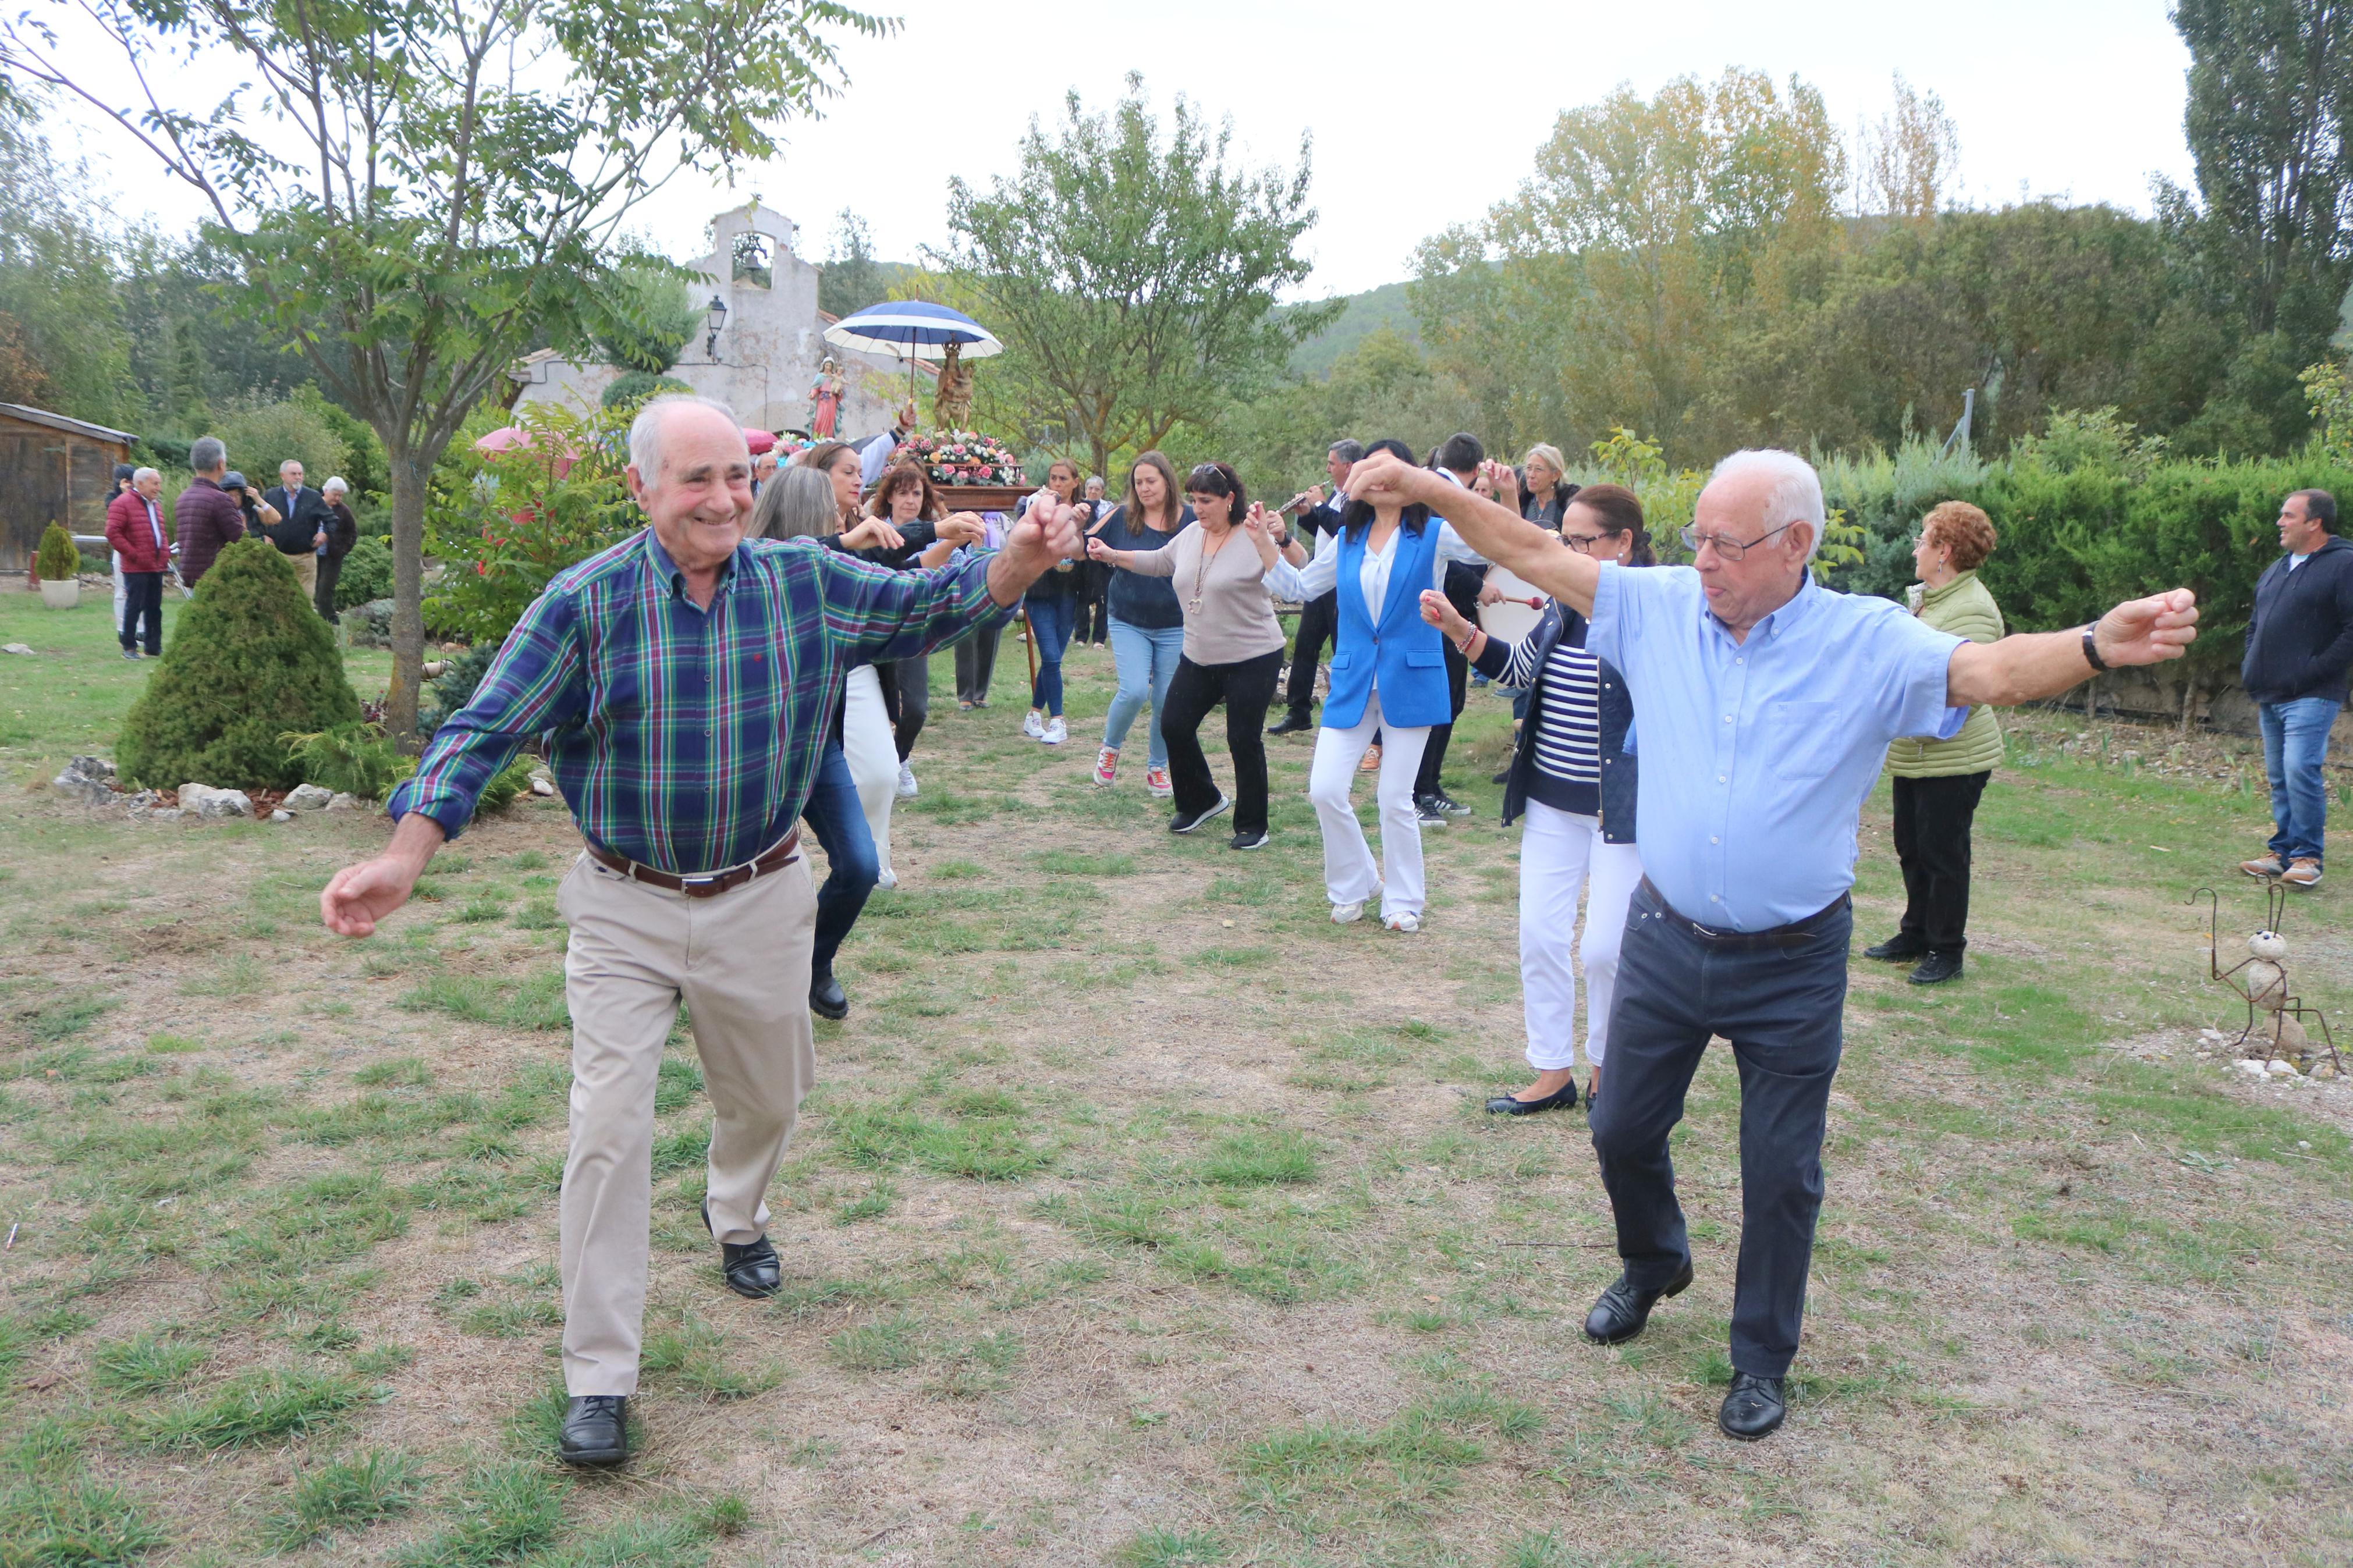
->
[1492, 444, 1574, 531]
[316, 477, 359, 621]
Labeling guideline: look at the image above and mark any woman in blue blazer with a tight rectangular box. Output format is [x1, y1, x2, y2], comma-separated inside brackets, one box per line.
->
[1268, 438, 1486, 931]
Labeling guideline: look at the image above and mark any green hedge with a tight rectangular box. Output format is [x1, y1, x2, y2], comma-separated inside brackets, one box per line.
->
[1822, 441, 2352, 681]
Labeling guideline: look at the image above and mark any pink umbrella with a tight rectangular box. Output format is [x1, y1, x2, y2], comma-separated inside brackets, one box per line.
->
[475, 426, 531, 455]
[744, 428, 777, 454]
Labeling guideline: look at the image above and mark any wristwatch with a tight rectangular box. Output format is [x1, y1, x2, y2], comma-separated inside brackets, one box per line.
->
[2080, 623, 2109, 673]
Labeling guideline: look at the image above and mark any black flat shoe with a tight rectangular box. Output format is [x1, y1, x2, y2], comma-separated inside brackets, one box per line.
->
[1718, 1372, 1787, 1440]
[1582, 1261, 1694, 1345]
[559, 1395, 629, 1467]
[1170, 795, 1230, 834]
[1266, 713, 1314, 735]
[810, 969, 849, 1021]
[1862, 934, 1925, 962]
[1485, 1080, 1577, 1115]
[1229, 828, 1269, 851]
[701, 1199, 781, 1299]
[1907, 950, 1962, 986]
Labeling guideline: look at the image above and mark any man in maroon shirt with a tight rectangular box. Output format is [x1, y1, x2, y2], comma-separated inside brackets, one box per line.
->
[172, 436, 245, 588]
[105, 467, 171, 656]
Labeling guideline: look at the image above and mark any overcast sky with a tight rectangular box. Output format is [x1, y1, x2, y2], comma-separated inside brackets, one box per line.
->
[51, 0, 2197, 301]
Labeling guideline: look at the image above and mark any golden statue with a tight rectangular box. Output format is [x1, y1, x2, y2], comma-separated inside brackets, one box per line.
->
[932, 340, 975, 431]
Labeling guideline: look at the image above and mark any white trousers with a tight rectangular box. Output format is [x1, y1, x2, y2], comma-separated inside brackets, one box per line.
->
[1307, 689, 1431, 918]
[1518, 799, 1645, 1069]
[842, 665, 898, 881]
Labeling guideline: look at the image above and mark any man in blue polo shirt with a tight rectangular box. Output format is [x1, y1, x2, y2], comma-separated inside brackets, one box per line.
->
[1355, 444, 2198, 1441]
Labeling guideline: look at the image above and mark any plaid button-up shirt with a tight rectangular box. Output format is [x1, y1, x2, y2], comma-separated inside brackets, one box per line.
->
[389, 528, 1008, 873]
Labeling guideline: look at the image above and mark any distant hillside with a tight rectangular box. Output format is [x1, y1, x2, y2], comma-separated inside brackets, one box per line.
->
[1285, 282, 1419, 379]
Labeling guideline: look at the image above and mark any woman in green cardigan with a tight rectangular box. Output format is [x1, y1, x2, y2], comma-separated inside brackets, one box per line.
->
[1866, 501, 2006, 986]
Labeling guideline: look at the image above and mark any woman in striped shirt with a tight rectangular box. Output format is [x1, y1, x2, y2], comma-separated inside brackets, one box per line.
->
[1418, 482, 1655, 1112]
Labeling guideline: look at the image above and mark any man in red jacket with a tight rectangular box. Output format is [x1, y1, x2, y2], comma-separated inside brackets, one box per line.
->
[105, 467, 171, 657]
[172, 436, 245, 589]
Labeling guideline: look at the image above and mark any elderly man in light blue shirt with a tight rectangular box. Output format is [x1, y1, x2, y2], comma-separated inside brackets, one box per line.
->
[1355, 443, 2198, 1441]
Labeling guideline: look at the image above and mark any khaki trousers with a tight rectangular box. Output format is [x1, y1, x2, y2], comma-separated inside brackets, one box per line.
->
[554, 849, 817, 1395]
[285, 549, 318, 604]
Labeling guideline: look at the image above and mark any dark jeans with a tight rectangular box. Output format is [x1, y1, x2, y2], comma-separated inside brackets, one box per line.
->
[120, 570, 163, 655]
[1075, 561, 1112, 644]
[800, 739, 878, 978]
[1281, 592, 1336, 722]
[1027, 593, 1075, 715]
[954, 625, 1001, 706]
[1589, 879, 1851, 1379]
[1161, 648, 1283, 835]
[1412, 635, 1471, 798]
[314, 553, 343, 621]
[876, 656, 928, 762]
[1892, 771, 1988, 952]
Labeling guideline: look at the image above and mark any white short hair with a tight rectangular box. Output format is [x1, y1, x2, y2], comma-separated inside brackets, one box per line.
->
[322, 476, 348, 496]
[1708, 449, 1826, 561]
[628, 394, 743, 480]
[132, 467, 160, 484]
[281, 457, 304, 471]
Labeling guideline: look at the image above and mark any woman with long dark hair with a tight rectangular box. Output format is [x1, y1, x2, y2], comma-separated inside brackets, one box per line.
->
[1422, 480, 1654, 1112]
[1088, 461, 1287, 847]
[1265, 438, 1486, 931]
[1088, 451, 1191, 796]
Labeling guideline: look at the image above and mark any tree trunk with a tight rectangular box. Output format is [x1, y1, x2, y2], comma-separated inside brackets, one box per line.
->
[385, 446, 434, 741]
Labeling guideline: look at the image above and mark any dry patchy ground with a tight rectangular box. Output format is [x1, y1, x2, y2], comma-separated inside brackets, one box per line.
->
[2, 633, 2351, 1567]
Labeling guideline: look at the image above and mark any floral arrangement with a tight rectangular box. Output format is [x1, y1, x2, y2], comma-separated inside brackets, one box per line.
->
[890, 429, 1027, 487]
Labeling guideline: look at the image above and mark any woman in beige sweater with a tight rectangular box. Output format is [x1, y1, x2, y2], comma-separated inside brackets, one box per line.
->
[1087, 461, 1288, 848]
[1866, 500, 2006, 986]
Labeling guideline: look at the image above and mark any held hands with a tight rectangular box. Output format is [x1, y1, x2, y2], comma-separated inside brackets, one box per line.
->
[1418, 588, 1471, 640]
[1084, 535, 1122, 565]
[937, 511, 986, 547]
[2093, 588, 2199, 666]
[1006, 492, 1083, 574]
[839, 514, 906, 552]
[1344, 448, 1431, 509]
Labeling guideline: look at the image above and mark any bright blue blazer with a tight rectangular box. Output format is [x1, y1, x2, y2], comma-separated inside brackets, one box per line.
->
[1323, 521, 1453, 729]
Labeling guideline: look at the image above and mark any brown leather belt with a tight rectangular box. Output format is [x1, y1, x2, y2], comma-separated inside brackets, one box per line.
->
[585, 829, 800, 898]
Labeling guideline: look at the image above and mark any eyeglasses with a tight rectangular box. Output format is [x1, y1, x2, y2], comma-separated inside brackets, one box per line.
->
[1561, 532, 1612, 554]
[1678, 519, 1796, 562]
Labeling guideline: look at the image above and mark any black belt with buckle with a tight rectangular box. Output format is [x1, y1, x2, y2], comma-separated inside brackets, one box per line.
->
[1637, 877, 1848, 950]
[585, 830, 801, 898]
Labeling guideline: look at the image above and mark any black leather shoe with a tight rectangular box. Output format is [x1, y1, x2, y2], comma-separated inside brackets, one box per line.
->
[1863, 933, 1925, 962]
[1718, 1372, 1787, 1439]
[1266, 713, 1314, 735]
[1907, 950, 1962, 985]
[559, 1395, 629, 1467]
[810, 969, 849, 1021]
[1485, 1079, 1577, 1115]
[701, 1199, 781, 1299]
[1582, 1261, 1694, 1345]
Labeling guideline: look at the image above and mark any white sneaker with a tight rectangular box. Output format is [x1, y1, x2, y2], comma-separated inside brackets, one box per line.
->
[1022, 710, 1045, 739]
[1042, 716, 1067, 746]
[875, 867, 897, 891]
[895, 763, 918, 800]
[1383, 910, 1421, 933]
[1332, 899, 1367, 925]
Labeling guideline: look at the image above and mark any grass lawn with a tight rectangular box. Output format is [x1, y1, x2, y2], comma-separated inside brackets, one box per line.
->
[1, 580, 2350, 1565]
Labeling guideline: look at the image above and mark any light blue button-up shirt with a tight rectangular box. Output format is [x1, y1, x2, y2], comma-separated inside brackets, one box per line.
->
[1587, 565, 1965, 931]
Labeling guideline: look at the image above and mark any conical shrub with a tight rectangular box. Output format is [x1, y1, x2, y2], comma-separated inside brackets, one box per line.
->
[118, 538, 362, 790]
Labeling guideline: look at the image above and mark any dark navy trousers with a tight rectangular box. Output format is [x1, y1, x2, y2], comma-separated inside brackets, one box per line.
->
[800, 739, 878, 980]
[1588, 879, 1851, 1378]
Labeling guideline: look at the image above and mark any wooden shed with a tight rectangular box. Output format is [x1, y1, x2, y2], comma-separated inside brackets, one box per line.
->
[0, 403, 135, 575]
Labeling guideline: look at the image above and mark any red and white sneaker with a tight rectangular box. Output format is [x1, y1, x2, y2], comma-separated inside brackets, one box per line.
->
[1146, 765, 1173, 798]
[1094, 746, 1119, 786]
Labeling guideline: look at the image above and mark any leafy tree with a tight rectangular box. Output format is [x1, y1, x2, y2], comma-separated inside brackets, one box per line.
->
[819, 209, 882, 319]
[217, 397, 354, 491]
[939, 73, 1334, 479]
[4, 0, 891, 736]
[162, 319, 211, 433]
[587, 262, 701, 376]
[118, 539, 363, 789]
[1855, 74, 1961, 222]
[1223, 326, 1471, 500]
[0, 91, 138, 426]
[600, 371, 693, 408]
[2161, 0, 2353, 453]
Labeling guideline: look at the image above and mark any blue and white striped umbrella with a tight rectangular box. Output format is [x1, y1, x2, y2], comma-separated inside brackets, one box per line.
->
[823, 300, 1003, 362]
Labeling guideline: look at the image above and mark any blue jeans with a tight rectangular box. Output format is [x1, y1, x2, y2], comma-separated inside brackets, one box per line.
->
[1103, 618, 1183, 769]
[1027, 593, 1075, 716]
[2261, 696, 2341, 865]
[800, 738, 878, 976]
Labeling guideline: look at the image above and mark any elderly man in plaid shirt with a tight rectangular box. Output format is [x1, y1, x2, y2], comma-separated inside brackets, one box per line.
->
[321, 396, 1081, 1468]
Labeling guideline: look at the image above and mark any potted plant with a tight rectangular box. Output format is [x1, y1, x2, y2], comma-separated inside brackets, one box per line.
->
[34, 522, 82, 609]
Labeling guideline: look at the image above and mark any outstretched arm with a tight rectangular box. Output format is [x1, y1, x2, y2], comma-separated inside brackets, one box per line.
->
[1346, 451, 1600, 615]
[1947, 589, 2199, 706]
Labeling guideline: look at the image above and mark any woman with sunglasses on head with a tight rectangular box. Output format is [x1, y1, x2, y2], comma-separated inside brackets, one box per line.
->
[1088, 462, 1287, 847]
[1422, 480, 1653, 1112]
[1263, 438, 1489, 932]
[1088, 451, 1192, 796]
